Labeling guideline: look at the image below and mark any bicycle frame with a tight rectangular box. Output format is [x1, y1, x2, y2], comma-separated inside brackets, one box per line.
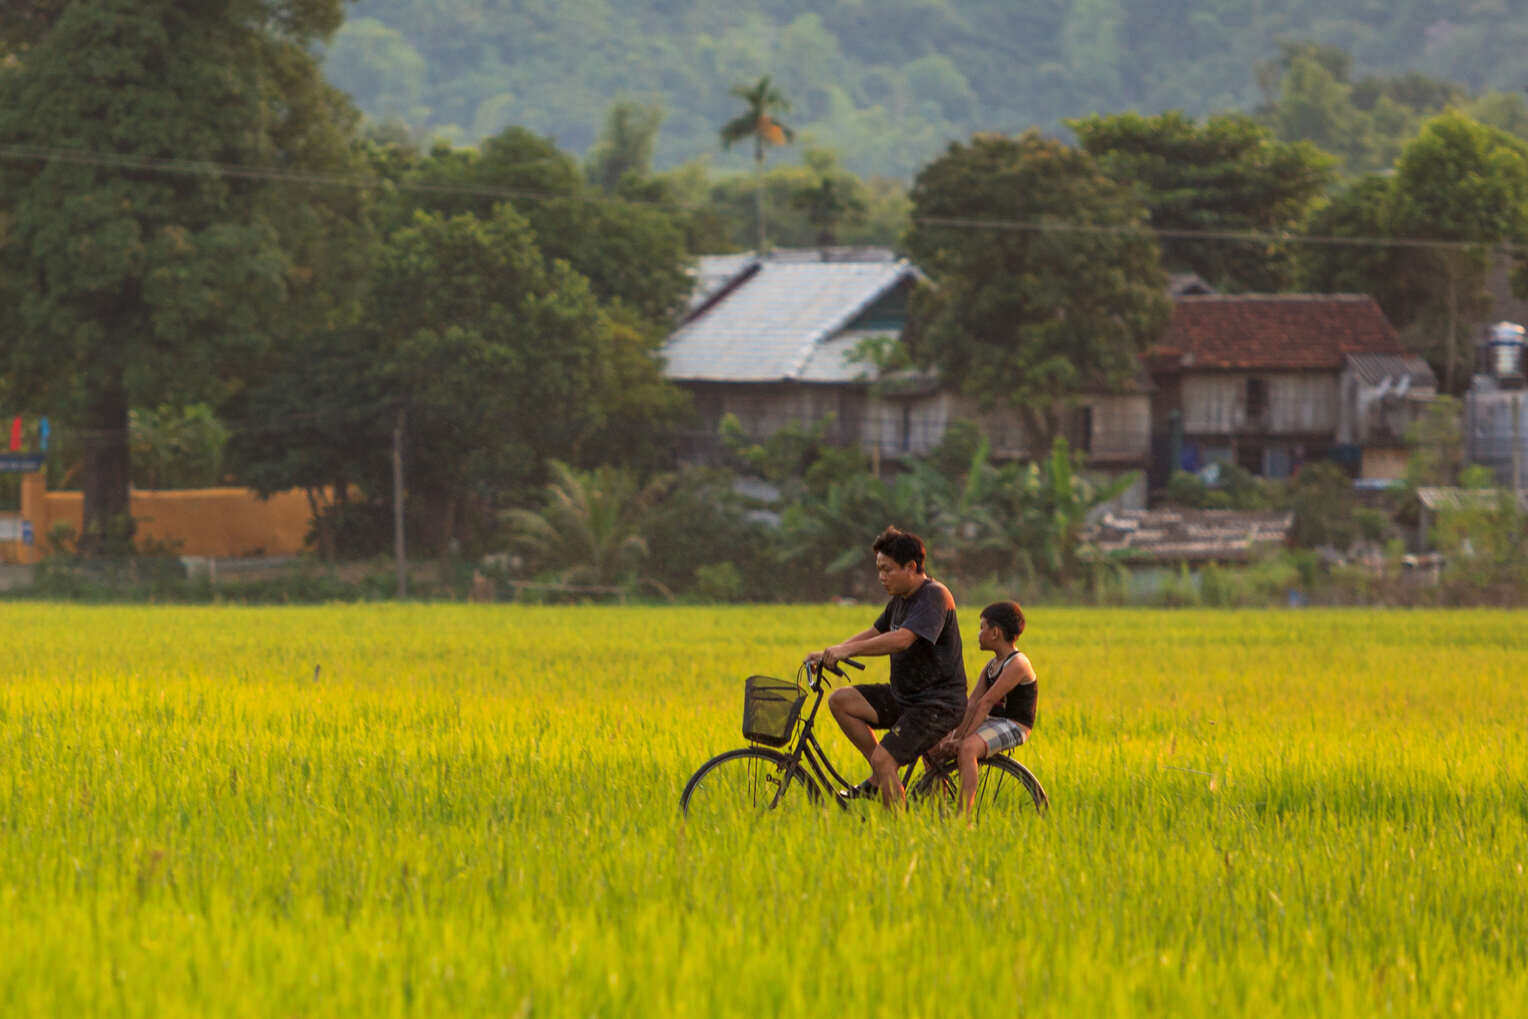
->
[769, 661, 923, 809]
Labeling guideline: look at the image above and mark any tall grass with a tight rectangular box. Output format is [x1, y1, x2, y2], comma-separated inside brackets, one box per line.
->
[0, 605, 1523, 1016]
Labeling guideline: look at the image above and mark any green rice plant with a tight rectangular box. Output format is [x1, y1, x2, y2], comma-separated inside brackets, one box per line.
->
[0, 605, 1523, 1016]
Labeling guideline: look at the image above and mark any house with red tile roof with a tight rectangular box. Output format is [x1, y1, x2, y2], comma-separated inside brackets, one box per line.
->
[1146, 295, 1436, 487]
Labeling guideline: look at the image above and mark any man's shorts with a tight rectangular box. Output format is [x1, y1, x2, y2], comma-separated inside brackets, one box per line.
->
[853, 684, 964, 766]
[973, 717, 1029, 754]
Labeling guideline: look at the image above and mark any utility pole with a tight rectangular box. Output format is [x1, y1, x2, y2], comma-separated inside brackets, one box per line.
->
[1445, 255, 1457, 395]
[393, 409, 406, 600]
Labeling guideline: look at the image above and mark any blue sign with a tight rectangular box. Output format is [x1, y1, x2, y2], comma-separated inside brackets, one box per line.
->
[21, 521, 32, 546]
[0, 454, 44, 472]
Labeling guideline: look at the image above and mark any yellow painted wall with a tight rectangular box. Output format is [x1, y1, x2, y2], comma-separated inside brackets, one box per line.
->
[7, 472, 317, 563]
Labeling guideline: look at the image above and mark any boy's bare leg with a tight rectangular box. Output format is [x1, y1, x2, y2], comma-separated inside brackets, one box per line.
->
[958, 734, 987, 814]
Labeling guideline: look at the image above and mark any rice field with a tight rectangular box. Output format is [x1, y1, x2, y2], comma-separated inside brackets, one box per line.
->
[1, 603, 1524, 1017]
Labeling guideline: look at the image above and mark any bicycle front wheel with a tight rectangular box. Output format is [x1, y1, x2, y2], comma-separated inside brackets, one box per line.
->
[909, 755, 1049, 819]
[680, 747, 822, 822]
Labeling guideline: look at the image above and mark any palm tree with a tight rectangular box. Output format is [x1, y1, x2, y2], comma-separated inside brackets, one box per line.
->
[501, 461, 675, 591]
[719, 76, 795, 252]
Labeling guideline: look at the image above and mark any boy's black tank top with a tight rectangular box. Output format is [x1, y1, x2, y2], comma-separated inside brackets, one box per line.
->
[985, 651, 1037, 729]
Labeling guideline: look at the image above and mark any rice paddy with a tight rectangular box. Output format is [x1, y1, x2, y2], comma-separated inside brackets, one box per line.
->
[1, 603, 1524, 1016]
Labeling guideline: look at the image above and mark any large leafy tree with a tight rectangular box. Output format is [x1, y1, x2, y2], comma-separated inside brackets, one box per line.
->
[1069, 111, 1334, 291]
[1387, 113, 1528, 392]
[719, 76, 795, 252]
[369, 205, 619, 553]
[1299, 113, 1528, 392]
[0, 0, 365, 552]
[904, 131, 1170, 451]
[389, 127, 692, 325]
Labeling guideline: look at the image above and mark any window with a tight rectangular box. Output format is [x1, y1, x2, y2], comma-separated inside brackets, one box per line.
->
[1245, 377, 1268, 425]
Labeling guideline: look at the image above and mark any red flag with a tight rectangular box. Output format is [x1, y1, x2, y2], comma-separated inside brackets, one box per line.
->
[7, 417, 19, 452]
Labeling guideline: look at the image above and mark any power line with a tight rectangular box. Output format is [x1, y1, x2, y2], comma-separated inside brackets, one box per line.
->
[3, 140, 1526, 255]
[0, 142, 579, 204]
[911, 215, 1528, 256]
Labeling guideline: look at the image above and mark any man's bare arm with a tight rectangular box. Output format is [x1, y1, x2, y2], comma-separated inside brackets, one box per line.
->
[822, 627, 916, 666]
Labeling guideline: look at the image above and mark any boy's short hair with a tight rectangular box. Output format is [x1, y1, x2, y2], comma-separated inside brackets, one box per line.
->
[981, 600, 1026, 640]
[871, 526, 926, 572]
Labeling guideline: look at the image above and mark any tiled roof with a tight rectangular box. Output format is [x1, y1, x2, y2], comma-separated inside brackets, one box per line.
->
[663, 259, 919, 383]
[1155, 295, 1404, 371]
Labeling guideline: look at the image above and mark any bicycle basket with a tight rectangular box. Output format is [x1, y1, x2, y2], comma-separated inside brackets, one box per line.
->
[741, 675, 806, 747]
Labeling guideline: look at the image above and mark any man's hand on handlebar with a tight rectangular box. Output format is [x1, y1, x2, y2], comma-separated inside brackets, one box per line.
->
[803, 648, 864, 675]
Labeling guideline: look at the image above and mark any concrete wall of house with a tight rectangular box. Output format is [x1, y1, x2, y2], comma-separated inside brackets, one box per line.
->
[686, 382, 862, 448]
[1182, 373, 1337, 436]
[861, 392, 953, 457]
[1088, 394, 1151, 459]
[3, 471, 317, 564]
[1340, 370, 1437, 447]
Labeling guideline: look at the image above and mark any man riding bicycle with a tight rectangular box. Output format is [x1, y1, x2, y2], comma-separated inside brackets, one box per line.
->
[806, 526, 967, 807]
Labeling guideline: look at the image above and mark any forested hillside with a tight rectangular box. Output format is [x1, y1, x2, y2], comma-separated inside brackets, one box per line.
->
[325, 0, 1528, 177]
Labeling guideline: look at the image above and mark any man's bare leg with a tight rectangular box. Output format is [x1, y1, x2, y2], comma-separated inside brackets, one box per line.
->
[870, 744, 905, 808]
[828, 687, 880, 763]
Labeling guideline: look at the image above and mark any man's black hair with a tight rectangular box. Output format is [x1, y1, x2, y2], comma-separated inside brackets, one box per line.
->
[872, 526, 926, 572]
[981, 600, 1025, 641]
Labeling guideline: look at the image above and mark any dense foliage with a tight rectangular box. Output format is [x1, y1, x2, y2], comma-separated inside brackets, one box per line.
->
[326, 1, 1528, 178]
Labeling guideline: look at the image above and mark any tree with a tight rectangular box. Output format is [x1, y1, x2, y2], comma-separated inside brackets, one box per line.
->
[1070, 111, 1334, 291]
[1387, 113, 1528, 392]
[789, 149, 869, 249]
[0, 0, 364, 553]
[501, 461, 675, 590]
[129, 403, 228, 490]
[393, 127, 693, 324]
[368, 206, 612, 553]
[586, 101, 665, 194]
[224, 325, 393, 561]
[719, 76, 795, 251]
[1301, 114, 1528, 393]
[904, 131, 1170, 452]
[0, 0, 67, 54]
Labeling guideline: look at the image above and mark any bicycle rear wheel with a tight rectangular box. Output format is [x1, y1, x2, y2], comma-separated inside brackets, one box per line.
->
[909, 755, 1049, 818]
[680, 747, 822, 822]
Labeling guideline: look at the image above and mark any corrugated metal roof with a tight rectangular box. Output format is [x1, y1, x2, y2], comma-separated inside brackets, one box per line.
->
[1346, 352, 1437, 390]
[1416, 486, 1528, 512]
[1083, 509, 1294, 563]
[684, 254, 759, 315]
[663, 260, 919, 383]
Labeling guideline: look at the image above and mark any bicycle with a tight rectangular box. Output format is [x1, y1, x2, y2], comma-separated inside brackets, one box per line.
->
[680, 657, 1048, 821]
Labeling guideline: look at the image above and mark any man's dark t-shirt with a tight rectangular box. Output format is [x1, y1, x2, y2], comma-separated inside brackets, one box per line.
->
[872, 577, 966, 709]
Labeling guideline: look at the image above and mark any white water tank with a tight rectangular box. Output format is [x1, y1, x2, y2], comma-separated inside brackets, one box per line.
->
[1486, 321, 1525, 381]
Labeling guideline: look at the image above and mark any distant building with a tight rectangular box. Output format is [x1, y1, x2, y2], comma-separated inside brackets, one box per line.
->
[664, 248, 1151, 505]
[1465, 322, 1527, 489]
[1145, 295, 1434, 488]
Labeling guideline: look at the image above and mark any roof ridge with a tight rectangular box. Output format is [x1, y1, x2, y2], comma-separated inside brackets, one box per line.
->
[1175, 293, 1375, 302]
[778, 260, 915, 380]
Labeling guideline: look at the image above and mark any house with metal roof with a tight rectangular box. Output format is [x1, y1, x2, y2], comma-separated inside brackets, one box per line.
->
[1145, 294, 1436, 487]
[663, 249, 1153, 503]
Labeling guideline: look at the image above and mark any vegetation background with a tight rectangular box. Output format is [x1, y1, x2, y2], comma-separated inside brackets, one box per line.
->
[326, 0, 1528, 177]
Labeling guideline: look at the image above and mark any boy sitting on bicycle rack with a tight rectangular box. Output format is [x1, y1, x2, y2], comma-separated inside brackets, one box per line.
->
[807, 526, 968, 808]
[930, 600, 1037, 815]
